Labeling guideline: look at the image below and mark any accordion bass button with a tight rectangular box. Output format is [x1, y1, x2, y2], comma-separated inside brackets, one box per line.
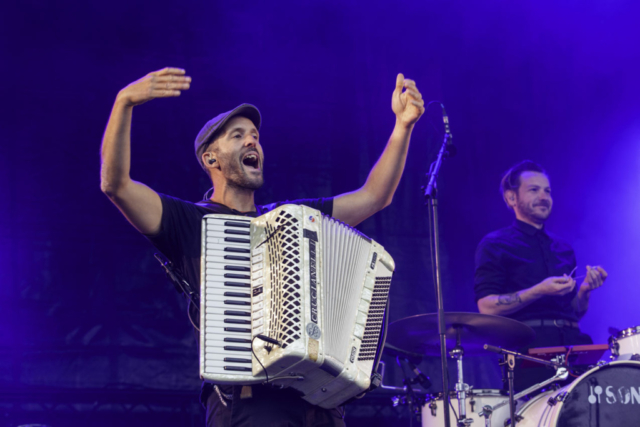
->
[361, 288, 373, 302]
[363, 276, 375, 290]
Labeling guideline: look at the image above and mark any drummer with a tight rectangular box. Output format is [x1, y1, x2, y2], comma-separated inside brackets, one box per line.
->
[473, 160, 608, 391]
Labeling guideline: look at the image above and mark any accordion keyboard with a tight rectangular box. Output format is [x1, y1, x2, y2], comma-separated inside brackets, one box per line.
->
[202, 216, 255, 377]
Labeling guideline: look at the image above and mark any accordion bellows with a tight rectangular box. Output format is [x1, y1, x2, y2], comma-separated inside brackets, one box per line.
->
[200, 204, 394, 408]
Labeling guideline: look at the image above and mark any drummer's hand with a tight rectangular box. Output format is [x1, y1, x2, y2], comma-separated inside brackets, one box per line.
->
[534, 276, 576, 296]
[579, 265, 608, 293]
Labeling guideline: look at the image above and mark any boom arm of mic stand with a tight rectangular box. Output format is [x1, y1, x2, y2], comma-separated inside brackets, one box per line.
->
[483, 344, 563, 369]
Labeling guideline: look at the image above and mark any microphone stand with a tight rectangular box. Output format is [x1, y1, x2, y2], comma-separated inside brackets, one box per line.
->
[423, 131, 455, 427]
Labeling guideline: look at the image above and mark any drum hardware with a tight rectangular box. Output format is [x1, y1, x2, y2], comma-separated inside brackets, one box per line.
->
[514, 360, 640, 426]
[451, 326, 473, 426]
[388, 313, 535, 427]
[390, 381, 426, 426]
[608, 325, 640, 361]
[424, 389, 511, 427]
[545, 391, 567, 406]
[376, 360, 430, 394]
[376, 360, 429, 426]
[384, 343, 432, 391]
[483, 345, 563, 426]
[478, 366, 569, 421]
[428, 401, 437, 416]
[609, 335, 620, 358]
[549, 353, 564, 366]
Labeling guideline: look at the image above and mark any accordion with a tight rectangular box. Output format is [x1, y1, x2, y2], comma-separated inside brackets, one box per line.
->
[199, 204, 394, 408]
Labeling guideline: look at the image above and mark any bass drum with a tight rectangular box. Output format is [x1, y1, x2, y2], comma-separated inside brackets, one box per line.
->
[517, 361, 640, 427]
[422, 389, 510, 427]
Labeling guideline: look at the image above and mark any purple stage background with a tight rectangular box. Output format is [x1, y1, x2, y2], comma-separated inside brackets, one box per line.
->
[1, 1, 639, 426]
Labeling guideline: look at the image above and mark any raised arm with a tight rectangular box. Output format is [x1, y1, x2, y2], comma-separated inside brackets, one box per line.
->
[332, 74, 424, 226]
[100, 67, 191, 235]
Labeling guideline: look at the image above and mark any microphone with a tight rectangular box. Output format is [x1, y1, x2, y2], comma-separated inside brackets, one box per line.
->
[407, 361, 432, 389]
[483, 344, 503, 354]
[154, 253, 199, 302]
[441, 104, 457, 157]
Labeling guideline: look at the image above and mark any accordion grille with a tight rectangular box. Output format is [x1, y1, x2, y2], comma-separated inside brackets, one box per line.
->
[266, 210, 302, 348]
[358, 276, 392, 361]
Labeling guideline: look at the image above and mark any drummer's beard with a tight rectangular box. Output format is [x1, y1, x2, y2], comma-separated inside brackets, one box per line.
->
[518, 197, 551, 225]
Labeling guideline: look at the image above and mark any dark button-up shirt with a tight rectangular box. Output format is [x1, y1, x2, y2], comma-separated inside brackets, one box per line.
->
[474, 220, 578, 322]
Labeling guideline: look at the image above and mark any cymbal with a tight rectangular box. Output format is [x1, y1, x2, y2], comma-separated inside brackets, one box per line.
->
[386, 312, 535, 356]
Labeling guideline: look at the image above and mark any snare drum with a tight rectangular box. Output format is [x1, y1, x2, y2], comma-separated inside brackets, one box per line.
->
[422, 389, 510, 427]
[516, 360, 640, 426]
[610, 326, 640, 360]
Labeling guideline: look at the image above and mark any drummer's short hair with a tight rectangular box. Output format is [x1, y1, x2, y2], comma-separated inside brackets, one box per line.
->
[500, 160, 547, 207]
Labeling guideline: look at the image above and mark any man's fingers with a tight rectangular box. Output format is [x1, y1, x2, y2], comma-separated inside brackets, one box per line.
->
[155, 74, 192, 83]
[154, 67, 186, 76]
[406, 89, 422, 101]
[403, 79, 417, 89]
[596, 266, 608, 279]
[151, 89, 182, 98]
[156, 81, 190, 90]
[395, 73, 405, 93]
[586, 267, 603, 290]
[591, 269, 603, 288]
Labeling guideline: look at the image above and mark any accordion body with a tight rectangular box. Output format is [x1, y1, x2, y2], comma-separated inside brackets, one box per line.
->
[199, 204, 394, 408]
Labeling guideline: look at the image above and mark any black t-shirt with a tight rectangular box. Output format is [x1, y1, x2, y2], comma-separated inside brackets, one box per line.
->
[146, 193, 334, 299]
[474, 220, 578, 322]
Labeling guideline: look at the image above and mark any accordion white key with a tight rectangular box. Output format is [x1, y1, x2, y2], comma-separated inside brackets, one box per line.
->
[199, 204, 394, 408]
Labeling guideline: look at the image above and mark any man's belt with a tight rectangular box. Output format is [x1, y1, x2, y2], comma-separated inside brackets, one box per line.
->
[521, 319, 580, 329]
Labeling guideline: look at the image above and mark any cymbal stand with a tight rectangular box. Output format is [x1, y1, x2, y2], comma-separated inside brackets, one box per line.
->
[423, 110, 455, 427]
[505, 353, 517, 426]
[451, 326, 472, 426]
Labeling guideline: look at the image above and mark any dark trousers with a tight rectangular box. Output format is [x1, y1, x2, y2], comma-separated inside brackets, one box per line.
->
[206, 384, 346, 427]
[513, 325, 593, 393]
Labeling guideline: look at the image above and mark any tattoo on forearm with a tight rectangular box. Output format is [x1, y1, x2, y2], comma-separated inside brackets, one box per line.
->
[496, 292, 522, 306]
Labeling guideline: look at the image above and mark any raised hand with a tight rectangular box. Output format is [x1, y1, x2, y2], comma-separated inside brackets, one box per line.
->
[580, 265, 608, 292]
[392, 73, 425, 128]
[116, 67, 191, 107]
[534, 276, 576, 296]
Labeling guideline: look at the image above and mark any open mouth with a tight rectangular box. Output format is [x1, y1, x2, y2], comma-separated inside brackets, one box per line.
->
[242, 152, 260, 171]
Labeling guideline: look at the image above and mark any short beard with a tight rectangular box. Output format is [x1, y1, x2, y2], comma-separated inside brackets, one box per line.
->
[517, 198, 550, 224]
[227, 173, 264, 191]
[220, 156, 264, 191]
